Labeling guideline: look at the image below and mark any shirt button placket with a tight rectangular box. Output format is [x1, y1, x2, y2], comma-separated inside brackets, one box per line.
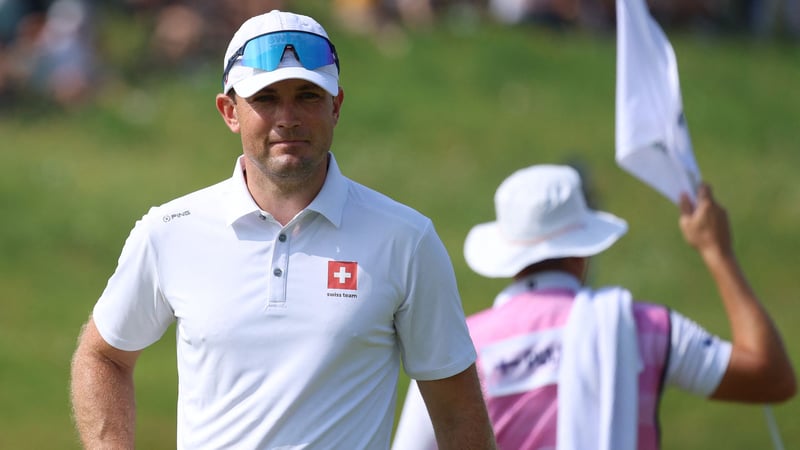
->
[268, 229, 290, 307]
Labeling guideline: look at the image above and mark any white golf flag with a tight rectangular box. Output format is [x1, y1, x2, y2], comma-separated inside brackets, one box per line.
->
[615, 0, 701, 205]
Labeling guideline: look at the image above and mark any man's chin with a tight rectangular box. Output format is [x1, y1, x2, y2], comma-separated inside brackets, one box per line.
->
[270, 154, 326, 180]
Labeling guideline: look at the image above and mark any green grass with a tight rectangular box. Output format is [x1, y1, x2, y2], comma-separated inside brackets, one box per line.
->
[1, 3, 798, 448]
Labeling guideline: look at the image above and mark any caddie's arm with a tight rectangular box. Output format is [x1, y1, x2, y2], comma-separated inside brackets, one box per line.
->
[417, 363, 497, 450]
[679, 184, 796, 403]
[70, 317, 141, 449]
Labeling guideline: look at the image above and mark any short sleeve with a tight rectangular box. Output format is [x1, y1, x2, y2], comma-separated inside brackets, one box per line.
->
[93, 211, 175, 351]
[664, 310, 732, 397]
[394, 222, 476, 380]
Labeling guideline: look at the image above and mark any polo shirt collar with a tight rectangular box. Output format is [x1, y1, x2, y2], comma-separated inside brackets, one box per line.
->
[492, 271, 582, 308]
[224, 156, 261, 226]
[305, 153, 347, 227]
[224, 153, 348, 227]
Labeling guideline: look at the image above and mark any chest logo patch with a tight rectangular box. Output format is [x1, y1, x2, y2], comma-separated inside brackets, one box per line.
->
[327, 261, 358, 291]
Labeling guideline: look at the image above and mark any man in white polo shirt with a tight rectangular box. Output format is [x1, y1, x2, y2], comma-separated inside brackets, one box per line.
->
[69, 9, 496, 450]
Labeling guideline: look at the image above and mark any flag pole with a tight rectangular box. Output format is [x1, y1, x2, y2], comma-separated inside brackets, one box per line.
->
[763, 406, 784, 450]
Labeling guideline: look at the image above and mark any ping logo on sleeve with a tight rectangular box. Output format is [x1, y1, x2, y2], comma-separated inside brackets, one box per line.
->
[327, 261, 358, 290]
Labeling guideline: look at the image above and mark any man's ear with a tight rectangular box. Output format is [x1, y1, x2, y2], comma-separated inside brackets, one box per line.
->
[216, 93, 240, 133]
[331, 87, 344, 124]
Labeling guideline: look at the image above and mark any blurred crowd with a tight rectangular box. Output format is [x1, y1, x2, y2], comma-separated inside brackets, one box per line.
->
[0, 0, 285, 109]
[1, 0, 797, 110]
[336, 0, 800, 35]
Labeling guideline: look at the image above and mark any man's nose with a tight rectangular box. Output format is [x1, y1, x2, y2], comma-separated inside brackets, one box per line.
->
[274, 101, 301, 128]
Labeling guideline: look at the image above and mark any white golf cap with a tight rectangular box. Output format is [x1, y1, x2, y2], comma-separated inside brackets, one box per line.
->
[222, 10, 339, 97]
[463, 165, 628, 278]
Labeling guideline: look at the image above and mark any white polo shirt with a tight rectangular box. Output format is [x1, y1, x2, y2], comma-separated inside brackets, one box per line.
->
[93, 154, 476, 449]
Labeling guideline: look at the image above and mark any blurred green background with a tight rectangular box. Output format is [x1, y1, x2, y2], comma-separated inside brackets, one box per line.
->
[1, 1, 798, 448]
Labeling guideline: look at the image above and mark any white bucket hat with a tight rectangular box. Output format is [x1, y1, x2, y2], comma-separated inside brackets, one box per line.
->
[222, 10, 339, 97]
[464, 165, 628, 278]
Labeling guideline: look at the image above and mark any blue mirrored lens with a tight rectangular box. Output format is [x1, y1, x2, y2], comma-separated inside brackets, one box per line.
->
[240, 31, 337, 72]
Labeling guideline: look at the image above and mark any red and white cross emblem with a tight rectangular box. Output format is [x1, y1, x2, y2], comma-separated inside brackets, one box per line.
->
[327, 261, 358, 290]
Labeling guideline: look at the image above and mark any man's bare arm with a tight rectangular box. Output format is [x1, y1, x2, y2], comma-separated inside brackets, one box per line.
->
[679, 184, 796, 403]
[417, 364, 497, 450]
[70, 317, 141, 449]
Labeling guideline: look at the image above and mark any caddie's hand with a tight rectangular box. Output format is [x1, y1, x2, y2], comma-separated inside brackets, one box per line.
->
[679, 183, 732, 257]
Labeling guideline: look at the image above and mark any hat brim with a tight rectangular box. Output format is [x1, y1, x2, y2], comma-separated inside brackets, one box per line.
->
[463, 211, 628, 278]
[232, 65, 339, 97]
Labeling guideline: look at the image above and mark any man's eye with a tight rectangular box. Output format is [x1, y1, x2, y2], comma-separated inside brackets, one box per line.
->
[300, 92, 322, 100]
[252, 95, 277, 103]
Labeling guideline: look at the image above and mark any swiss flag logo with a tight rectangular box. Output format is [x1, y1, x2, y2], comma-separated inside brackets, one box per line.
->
[327, 261, 358, 290]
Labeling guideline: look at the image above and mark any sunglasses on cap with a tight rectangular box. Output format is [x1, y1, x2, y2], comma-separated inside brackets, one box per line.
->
[222, 30, 340, 90]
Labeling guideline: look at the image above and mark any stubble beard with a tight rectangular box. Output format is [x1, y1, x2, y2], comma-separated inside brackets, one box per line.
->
[248, 151, 326, 193]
